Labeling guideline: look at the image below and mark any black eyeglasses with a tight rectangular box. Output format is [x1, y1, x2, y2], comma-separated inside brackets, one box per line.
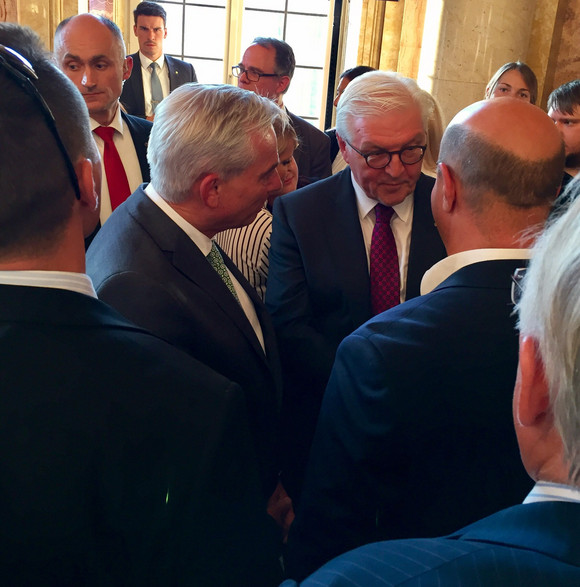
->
[0, 44, 81, 200]
[231, 65, 280, 83]
[344, 137, 427, 169]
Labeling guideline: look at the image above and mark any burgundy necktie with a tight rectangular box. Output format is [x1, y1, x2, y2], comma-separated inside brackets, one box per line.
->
[370, 204, 400, 314]
[93, 126, 131, 210]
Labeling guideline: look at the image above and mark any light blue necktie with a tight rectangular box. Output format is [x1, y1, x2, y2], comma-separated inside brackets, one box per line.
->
[150, 62, 163, 113]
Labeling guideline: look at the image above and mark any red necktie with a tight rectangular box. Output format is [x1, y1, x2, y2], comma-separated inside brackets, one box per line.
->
[370, 204, 400, 314]
[93, 126, 131, 210]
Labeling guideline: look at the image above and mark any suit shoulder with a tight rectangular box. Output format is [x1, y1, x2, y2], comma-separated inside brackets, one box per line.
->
[123, 112, 153, 132]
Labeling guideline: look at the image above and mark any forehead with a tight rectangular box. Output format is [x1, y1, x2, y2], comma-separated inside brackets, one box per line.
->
[241, 44, 276, 72]
[498, 69, 528, 89]
[136, 15, 165, 29]
[351, 105, 425, 147]
[60, 19, 123, 62]
[548, 106, 580, 120]
[247, 128, 278, 171]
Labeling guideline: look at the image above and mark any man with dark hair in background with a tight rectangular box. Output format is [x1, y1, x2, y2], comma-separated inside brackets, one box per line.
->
[234, 36, 331, 185]
[121, 1, 197, 119]
[0, 22, 279, 586]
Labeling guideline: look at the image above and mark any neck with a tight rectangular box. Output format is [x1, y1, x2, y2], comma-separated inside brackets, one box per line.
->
[91, 102, 119, 127]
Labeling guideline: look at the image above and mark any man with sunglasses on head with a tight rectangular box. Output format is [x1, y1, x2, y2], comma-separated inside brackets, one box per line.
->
[265, 71, 446, 502]
[234, 37, 331, 185]
[0, 22, 280, 586]
[54, 14, 152, 228]
[285, 97, 565, 581]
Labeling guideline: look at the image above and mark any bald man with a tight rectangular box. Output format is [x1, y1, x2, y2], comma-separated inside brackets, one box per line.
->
[285, 98, 565, 581]
[55, 14, 152, 225]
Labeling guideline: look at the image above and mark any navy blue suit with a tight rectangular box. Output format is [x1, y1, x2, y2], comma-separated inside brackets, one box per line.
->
[86, 186, 283, 499]
[121, 53, 197, 118]
[121, 110, 152, 181]
[289, 501, 580, 586]
[0, 284, 281, 585]
[265, 170, 446, 499]
[286, 259, 533, 580]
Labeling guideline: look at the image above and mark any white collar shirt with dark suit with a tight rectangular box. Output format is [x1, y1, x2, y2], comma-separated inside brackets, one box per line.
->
[285, 483, 580, 586]
[265, 168, 446, 499]
[285, 249, 534, 580]
[86, 184, 283, 499]
[90, 105, 152, 223]
[120, 51, 197, 119]
[0, 270, 282, 585]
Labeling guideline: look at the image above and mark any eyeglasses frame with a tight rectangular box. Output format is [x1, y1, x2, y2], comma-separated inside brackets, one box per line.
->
[343, 136, 427, 170]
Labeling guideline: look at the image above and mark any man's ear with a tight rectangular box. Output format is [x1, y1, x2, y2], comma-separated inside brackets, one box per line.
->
[198, 173, 221, 209]
[515, 335, 551, 427]
[277, 75, 291, 95]
[438, 162, 457, 213]
[123, 55, 133, 81]
[76, 157, 100, 237]
[336, 132, 350, 162]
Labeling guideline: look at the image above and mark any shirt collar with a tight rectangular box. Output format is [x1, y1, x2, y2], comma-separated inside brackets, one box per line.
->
[90, 103, 125, 136]
[420, 248, 531, 294]
[524, 481, 580, 504]
[0, 270, 97, 298]
[351, 170, 414, 224]
[144, 183, 213, 255]
[139, 52, 165, 70]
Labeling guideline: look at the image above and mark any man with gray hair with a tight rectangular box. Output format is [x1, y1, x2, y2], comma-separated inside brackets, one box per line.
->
[285, 97, 564, 581]
[265, 71, 446, 500]
[284, 177, 580, 587]
[87, 85, 285, 514]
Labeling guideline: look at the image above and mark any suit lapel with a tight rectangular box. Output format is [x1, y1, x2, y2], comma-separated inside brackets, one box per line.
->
[166, 56, 179, 91]
[126, 189, 274, 369]
[129, 53, 146, 118]
[322, 170, 373, 326]
[121, 111, 150, 182]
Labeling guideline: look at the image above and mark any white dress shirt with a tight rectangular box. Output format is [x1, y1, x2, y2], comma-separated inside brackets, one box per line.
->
[144, 184, 265, 352]
[420, 248, 531, 294]
[138, 52, 170, 118]
[91, 105, 143, 224]
[524, 481, 580, 504]
[352, 171, 414, 302]
[0, 270, 96, 298]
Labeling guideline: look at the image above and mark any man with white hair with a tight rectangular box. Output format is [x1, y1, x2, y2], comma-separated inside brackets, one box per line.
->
[285, 178, 580, 587]
[265, 71, 446, 500]
[285, 97, 564, 580]
[87, 85, 285, 528]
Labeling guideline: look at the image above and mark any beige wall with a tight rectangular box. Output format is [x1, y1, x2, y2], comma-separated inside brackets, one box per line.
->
[5, 0, 580, 118]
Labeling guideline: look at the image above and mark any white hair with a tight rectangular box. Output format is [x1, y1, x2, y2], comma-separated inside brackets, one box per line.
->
[335, 71, 434, 143]
[517, 177, 580, 482]
[147, 84, 281, 203]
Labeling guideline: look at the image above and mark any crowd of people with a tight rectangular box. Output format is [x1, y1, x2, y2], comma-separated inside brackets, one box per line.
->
[2, 2, 580, 585]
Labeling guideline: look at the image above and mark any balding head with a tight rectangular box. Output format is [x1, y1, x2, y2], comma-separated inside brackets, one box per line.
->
[433, 99, 564, 253]
[54, 14, 131, 126]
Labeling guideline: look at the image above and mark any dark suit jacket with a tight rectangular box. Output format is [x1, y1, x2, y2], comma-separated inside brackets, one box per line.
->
[287, 110, 331, 184]
[265, 170, 446, 498]
[86, 186, 283, 498]
[121, 53, 197, 118]
[122, 110, 152, 182]
[84, 111, 152, 250]
[285, 259, 533, 580]
[0, 284, 281, 585]
[291, 501, 580, 586]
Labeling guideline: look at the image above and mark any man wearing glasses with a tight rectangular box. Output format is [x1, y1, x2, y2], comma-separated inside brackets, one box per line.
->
[285, 97, 565, 581]
[265, 72, 446, 501]
[234, 37, 331, 185]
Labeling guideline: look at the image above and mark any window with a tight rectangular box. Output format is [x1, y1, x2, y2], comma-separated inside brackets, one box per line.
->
[157, 0, 338, 128]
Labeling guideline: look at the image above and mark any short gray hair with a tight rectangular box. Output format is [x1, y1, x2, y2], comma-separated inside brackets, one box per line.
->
[335, 71, 434, 143]
[148, 84, 281, 203]
[517, 178, 580, 482]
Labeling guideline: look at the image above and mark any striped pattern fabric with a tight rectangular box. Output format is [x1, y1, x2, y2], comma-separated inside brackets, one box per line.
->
[215, 208, 272, 301]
